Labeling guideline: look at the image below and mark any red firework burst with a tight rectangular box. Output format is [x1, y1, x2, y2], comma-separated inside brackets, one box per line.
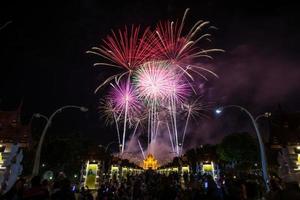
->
[87, 25, 156, 71]
[154, 9, 223, 64]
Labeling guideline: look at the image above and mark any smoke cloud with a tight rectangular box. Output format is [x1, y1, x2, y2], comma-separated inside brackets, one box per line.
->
[121, 43, 300, 163]
[186, 43, 300, 147]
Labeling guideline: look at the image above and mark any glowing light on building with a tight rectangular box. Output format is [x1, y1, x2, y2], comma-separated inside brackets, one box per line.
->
[84, 161, 99, 190]
[143, 154, 158, 170]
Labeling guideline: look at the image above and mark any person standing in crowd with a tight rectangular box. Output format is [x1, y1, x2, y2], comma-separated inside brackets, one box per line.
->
[23, 176, 49, 200]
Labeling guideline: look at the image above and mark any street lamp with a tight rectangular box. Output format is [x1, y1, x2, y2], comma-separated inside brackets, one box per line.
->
[178, 143, 183, 156]
[33, 113, 49, 122]
[32, 105, 88, 176]
[216, 105, 270, 192]
[215, 109, 222, 114]
[255, 112, 271, 122]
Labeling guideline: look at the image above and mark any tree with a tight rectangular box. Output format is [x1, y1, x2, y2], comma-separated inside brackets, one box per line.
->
[217, 132, 259, 164]
[185, 144, 217, 171]
[40, 132, 89, 178]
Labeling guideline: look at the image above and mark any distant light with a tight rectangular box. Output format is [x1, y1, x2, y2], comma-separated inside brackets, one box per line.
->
[42, 163, 46, 167]
[74, 174, 78, 178]
[297, 146, 300, 150]
[80, 107, 88, 112]
[215, 108, 222, 114]
[265, 112, 272, 117]
[49, 176, 53, 180]
[34, 113, 41, 118]
[233, 175, 236, 179]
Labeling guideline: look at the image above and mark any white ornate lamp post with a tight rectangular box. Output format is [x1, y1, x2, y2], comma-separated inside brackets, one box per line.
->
[32, 105, 88, 176]
[216, 105, 270, 192]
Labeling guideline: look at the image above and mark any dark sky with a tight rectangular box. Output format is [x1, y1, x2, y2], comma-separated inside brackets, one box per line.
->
[1, 0, 300, 146]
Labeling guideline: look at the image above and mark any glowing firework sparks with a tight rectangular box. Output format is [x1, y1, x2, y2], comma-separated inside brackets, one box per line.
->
[99, 100, 122, 146]
[133, 61, 190, 103]
[90, 8, 222, 158]
[107, 79, 142, 125]
[106, 79, 143, 153]
[181, 98, 212, 119]
[87, 25, 155, 70]
[154, 8, 223, 81]
[169, 74, 191, 103]
[180, 98, 212, 155]
[133, 61, 174, 101]
[87, 25, 157, 92]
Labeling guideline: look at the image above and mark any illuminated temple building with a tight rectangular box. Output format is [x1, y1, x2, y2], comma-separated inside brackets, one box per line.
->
[143, 154, 158, 170]
[0, 102, 31, 171]
[268, 109, 300, 182]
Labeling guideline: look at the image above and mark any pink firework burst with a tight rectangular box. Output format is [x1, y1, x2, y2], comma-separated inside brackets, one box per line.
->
[87, 25, 156, 71]
[133, 61, 190, 103]
[107, 79, 142, 125]
[169, 77, 190, 103]
[133, 61, 174, 101]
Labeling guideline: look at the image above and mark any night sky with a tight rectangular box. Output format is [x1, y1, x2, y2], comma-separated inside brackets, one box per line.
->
[1, 0, 300, 147]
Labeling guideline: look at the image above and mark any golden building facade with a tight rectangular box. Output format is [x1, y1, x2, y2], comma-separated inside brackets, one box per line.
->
[143, 154, 158, 170]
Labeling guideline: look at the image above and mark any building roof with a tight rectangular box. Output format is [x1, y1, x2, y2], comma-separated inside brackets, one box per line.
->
[0, 103, 31, 145]
[269, 111, 300, 146]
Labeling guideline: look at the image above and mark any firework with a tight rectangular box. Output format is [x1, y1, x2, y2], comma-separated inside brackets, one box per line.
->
[99, 100, 121, 145]
[133, 61, 190, 152]
[181, 98, 212, 119]
[138, 139, 146, 159]
[106, 79, 143, 153]
[90, 8, 222, 158]
[133, 61, 190, 103]
[87, 25, 156, 69]
[107, 79, 142, 123]
[180, 98, 212, 155]
[154, 9, 223, 81]
[133, 61, 174, 101]
[87, 25, 158, 92]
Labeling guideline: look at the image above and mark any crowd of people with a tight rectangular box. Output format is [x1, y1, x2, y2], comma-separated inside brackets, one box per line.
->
[95, 171, 300, 200]
[1, 171, 300, 200]
[2, 174, 78, 200]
